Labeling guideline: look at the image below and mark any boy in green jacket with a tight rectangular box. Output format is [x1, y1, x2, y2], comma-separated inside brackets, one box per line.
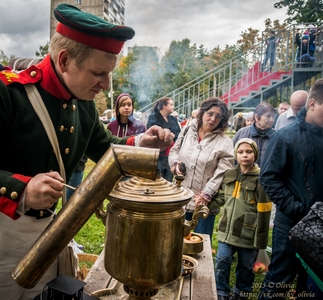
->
[209, 138, 272, 300]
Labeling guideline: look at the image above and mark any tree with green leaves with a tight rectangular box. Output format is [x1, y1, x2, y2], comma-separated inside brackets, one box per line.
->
[0, 50, 14, 66]
[274, 0, 323, 24]
[112, 52, 135, 101]
[35, 42, 49, 58]
[158, 39, 205, 96]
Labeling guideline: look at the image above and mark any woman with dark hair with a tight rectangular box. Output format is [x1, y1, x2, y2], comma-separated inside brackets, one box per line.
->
[147, 97, 181, 181]
[169, 97, 234, 239]
[232, 102, 276, 168]
[108, 93, 146, 137]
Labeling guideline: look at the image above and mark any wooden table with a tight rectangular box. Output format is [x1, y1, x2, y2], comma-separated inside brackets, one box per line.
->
[84, 234, 217, 300]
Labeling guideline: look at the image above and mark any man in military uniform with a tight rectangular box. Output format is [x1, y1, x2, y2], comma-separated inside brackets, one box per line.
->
[0, 4, 174, 299]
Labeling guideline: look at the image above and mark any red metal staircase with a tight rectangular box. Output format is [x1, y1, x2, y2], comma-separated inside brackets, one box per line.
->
[220, 62, 292, 104]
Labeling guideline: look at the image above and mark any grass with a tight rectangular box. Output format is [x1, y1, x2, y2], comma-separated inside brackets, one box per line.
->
[72, 158, 274, 298]
[73, 159, 107, 255]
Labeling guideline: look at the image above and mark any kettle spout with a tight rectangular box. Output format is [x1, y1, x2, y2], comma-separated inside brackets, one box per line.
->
[183, 205, 209, 237]
[12, 144, 159, 289]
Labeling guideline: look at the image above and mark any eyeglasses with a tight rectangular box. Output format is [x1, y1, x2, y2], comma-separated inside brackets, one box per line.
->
[205, 111, 223, 120]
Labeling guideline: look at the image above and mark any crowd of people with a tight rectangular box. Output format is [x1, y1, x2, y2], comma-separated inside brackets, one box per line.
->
[123, 80, 322, 300]
[224, 84, 323, 300]
[104, 83, 323, 300]
[1, 3, 323, 300]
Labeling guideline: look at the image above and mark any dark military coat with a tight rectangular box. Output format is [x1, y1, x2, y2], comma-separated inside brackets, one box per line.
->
[0, 55, 129, 219]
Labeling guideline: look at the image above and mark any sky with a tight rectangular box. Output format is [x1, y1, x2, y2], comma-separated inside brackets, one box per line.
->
[0, 0, 288, 58]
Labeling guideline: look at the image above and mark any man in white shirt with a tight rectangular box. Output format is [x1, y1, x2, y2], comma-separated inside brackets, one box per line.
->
[275, 90, 308, 130]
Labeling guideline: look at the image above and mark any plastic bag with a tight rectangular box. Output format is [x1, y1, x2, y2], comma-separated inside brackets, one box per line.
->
[58, 242, 79, 278]
[253, 249, 270, 275]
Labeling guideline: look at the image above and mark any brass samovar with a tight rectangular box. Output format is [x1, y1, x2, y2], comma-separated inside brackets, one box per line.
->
[98, 175, 208, 299]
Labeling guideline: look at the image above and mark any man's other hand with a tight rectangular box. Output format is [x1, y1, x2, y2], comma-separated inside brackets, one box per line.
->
[140, 125, 175, 150]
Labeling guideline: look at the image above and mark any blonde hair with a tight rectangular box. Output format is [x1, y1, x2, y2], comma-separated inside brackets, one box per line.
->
[49, 33, 118, 66]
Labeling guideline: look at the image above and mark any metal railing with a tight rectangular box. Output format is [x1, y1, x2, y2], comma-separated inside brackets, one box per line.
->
[139, 24, 323, 117]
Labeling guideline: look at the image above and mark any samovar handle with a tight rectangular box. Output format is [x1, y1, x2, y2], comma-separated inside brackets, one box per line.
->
[95, 202, 108, 225]
[183, 205, 210, 237]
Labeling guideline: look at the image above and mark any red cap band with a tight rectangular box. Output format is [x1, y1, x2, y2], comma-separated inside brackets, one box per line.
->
[56, 23, 125, 54]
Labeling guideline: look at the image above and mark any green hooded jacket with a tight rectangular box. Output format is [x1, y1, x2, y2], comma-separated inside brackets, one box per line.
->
[209, 164, 272, 249]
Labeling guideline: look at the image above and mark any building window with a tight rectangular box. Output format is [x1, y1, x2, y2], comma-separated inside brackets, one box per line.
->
[75, 0, 81, 4]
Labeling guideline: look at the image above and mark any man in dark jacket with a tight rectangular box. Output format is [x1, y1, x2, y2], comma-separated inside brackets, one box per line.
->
[147, 97, 181, 181]
[258, 78, 323, 299]
[295, 32, 316, 68]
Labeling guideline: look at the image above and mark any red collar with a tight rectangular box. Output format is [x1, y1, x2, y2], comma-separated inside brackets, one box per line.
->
[38, 55, 72, 100]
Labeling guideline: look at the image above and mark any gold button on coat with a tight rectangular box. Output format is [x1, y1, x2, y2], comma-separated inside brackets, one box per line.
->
[0, 187, 6, 194]
[30, 71, 37, 78]
[65, 148, 70, 154]
[70, 126, 74, 133]
[11, 192, 18, 199]
[72, 105, 76, 111]
[63, 103, 68, 109]
[60, 125, 65, 132]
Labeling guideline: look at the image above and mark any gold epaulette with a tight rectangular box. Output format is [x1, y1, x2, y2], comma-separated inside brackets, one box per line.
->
[0, 65, 41, 85]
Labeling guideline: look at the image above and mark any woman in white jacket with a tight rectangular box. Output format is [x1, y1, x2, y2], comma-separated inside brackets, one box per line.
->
[169, 97, 234, 240]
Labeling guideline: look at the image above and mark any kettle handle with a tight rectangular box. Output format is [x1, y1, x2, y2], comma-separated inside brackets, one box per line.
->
[95, 202, 108, 225]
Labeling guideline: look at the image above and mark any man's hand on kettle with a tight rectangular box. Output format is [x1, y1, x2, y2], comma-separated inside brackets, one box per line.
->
[140, 125, 175, 150]
[24, 172, 64, 210]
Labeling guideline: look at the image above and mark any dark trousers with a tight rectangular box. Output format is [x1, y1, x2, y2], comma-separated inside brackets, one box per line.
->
[297, 53, 315, 68]
[215, 242, 257, 297]
[262, 50, 276, 71]
[258, 225, 307, 300]
[158, 155, 173, 182]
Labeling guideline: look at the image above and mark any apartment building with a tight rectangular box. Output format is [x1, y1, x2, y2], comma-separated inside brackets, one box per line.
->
[50, 0, 125, 39]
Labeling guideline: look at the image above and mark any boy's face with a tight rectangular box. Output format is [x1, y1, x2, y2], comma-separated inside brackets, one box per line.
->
[236, 143, 255, 168]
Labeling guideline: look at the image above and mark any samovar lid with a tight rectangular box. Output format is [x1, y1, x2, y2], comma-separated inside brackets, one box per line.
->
[108, 174, 194, 208]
